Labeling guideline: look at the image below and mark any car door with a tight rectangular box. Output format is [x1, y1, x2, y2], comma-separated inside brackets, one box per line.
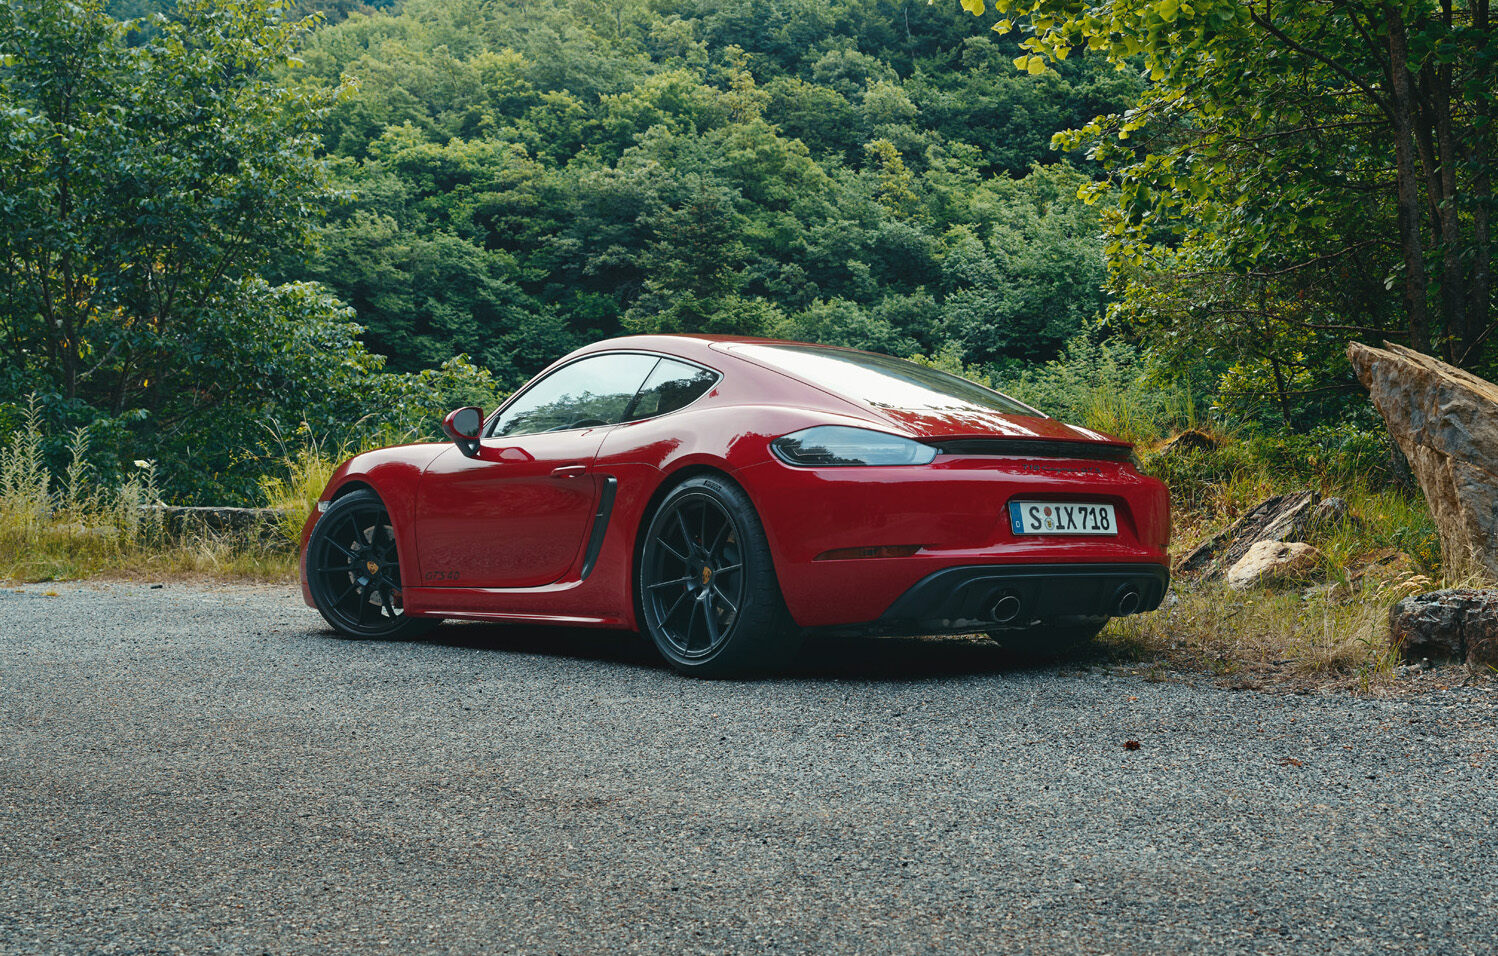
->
[414, 352, 661, 589]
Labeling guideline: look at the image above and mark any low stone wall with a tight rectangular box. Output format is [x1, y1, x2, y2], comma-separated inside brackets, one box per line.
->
[141, 505, 290, 539]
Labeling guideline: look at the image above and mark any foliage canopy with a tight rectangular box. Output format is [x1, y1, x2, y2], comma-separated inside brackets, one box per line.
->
[955, 0, 1497, 427]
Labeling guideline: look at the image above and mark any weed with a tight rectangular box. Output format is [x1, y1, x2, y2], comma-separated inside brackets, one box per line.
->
[0, 396, 289, 583]
[1101, 585, 1399, 682]
[258, 435, 347, 547]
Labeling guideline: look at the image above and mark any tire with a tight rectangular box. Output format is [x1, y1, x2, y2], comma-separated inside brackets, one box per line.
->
[637, 475, 801, 677]
[305, 489, 435, 641]
[986, 621, 1106, 658]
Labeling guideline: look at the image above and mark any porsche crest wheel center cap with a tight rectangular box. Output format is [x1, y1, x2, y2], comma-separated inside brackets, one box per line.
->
[700, 566, 713, 586]
[365, 560, 380, 575]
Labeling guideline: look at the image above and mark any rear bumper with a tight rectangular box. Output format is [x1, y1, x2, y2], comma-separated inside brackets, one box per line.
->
[736, 455, 1171, 629]
[853, 562, 1169, 637]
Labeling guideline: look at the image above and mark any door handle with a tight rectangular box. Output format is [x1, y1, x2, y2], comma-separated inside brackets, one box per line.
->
[551, 464, 588, 479]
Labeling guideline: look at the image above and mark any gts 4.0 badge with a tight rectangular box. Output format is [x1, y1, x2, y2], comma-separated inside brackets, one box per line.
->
[423, 570, 461, 582]
[1014, 462, 1102, 476]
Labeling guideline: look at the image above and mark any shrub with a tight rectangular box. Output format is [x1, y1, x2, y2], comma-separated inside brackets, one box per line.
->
[0, 396, 188, 582]
[991, 331, 1199, 443]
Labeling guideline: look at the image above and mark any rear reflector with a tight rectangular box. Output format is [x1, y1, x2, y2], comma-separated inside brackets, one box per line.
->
[814, 545, 922, 561]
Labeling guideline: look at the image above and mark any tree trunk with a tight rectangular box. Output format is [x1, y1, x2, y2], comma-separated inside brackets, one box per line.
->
[1268, 353, 1295, 430]
[1385, 7, 1432, 353]
[1434, 70, 1466, 362]
[1433, 0, 1466, 361]
[56, 169, 79, 402]
[1467, 0, 1493, 361]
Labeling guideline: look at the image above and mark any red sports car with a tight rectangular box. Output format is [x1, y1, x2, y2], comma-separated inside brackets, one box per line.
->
[300, 335, 1170, 676]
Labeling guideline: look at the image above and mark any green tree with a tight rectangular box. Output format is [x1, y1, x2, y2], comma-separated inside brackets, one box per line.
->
[0, 0, 335, 409]
[0, 0, 424, 499]
[284, 0, 1130, 383]
[953, 0, 1497, 412]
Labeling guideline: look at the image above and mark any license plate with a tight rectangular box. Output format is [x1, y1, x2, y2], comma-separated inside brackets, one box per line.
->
[1009, 501, 1118, 536]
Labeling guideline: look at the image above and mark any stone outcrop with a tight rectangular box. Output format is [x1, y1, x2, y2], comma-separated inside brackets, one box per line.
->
[1348, 342, 1498, 580]
[1307, 496, 1352, 532]
[1226, 541, 1324, 590]
[1176, 490, 1318, 579]
[1389, 589, 1498, 668]
[1160, 429, 1219, 456]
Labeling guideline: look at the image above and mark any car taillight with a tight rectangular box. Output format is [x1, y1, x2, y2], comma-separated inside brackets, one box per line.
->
[771, 426, 937, 467]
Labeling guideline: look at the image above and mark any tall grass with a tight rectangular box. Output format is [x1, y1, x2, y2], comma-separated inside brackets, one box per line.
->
[256, 423, 413, 547]
[0, 397, 289, 582]
[258, 436, 346, 546]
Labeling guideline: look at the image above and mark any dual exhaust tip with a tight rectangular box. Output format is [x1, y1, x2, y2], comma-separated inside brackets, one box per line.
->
[988, 585, 1142, 624]
[991, 593, 1023, 624]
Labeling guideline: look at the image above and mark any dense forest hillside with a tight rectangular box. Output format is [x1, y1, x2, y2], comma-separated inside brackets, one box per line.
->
[2, 0, 1494, 506]
[269, 0, 1138, 384]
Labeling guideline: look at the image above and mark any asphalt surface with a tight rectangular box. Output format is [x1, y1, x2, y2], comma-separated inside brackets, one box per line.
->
[2, 582, 1496, 955]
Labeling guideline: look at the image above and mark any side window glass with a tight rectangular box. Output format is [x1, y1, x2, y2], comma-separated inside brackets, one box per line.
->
[626, 359, 719, 421]
[490, 354, 659, 438]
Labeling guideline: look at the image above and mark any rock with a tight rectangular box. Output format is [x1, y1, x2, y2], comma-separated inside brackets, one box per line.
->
[1388, 588, 1498, 667]
[1348, 342, 1498, 580]
[1348, 546, 1414, 581]
[1226, 541, 1324, 590]
[1320, 552, 1429, 604]
[1160, 429, 1219, 455]
[1176, 490, 1318, 578]
[1307, 496, 1352, 532]
[1302, 581, 1340, 602]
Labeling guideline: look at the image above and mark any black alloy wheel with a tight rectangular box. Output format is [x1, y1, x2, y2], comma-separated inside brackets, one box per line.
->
[638, 475, 799, 677]
[306, 489, 434, 640]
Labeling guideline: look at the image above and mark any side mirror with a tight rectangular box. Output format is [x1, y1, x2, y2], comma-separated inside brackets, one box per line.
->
[442, 406, 484, 458]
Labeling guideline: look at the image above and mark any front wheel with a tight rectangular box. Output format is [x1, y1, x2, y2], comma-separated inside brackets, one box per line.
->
[305, 489, 434, 641]
[637, 475, 800, 677]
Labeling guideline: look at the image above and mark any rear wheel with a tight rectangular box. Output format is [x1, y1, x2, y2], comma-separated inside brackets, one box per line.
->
[638, 475, 800, 677]
[306, 489, 434, 640]
[986, 621, 1106, 658]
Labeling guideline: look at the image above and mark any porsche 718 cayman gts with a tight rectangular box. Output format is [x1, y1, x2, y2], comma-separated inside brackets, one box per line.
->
[300, 335, 1170, 676]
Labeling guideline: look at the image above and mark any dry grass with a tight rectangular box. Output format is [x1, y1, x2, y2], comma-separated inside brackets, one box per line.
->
[2, 525, 295, 584]
[1094, 428, 1464, 689]
[1098, 585, 1403, 689]
[0, 397, 295, 584]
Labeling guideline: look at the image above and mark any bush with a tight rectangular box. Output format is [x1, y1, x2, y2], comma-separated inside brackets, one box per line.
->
[989, 330, 1198, 443]
[1, 278, 511, 508]
[0, 397, 171, 581]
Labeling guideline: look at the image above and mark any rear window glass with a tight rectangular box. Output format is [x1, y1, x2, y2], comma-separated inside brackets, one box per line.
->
[627, 358, 718, 420]
[728, 344, 1042, 417]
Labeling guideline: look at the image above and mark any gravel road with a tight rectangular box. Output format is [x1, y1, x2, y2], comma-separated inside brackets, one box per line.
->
[2, 582, 1495, 955]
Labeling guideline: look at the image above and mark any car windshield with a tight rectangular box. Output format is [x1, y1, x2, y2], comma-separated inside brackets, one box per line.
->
[728, 343, 1043, 417]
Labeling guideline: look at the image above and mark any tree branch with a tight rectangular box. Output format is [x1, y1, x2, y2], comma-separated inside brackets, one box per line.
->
[1248, 5, 1395, 121]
